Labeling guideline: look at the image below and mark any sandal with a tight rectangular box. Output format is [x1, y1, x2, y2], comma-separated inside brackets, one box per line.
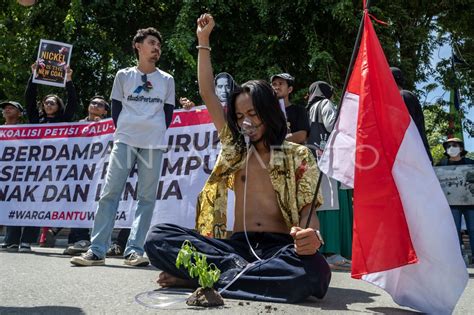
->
[326, 254, 352, 271]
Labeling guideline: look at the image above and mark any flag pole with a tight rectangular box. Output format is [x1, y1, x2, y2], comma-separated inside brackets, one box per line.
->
[305, 0, 371, 229]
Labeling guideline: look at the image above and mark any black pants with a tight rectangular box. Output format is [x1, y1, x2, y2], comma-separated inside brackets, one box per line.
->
[4, 226, 40, 244]
[68, 228, 90, 244]
[64, 228, 129, 245]
[115, 228, 130, 248]
[145, 223, 331, 303]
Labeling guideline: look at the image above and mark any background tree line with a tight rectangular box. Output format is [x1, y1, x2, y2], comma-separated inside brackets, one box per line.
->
[1, 0, 472, 162]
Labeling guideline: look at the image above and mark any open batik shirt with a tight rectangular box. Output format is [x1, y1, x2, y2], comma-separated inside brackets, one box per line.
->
[196, 124, 323, 237]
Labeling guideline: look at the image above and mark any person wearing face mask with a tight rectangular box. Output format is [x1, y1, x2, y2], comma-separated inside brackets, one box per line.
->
[437, 138, 474, 265]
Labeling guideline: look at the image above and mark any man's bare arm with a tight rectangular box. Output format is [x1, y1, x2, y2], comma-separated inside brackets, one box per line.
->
[196, 14, 226, 132]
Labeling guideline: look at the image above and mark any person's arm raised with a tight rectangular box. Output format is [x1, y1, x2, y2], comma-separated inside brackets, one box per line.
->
[196, 13, 225, 133]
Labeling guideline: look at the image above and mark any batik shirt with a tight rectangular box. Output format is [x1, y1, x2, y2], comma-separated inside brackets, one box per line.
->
[196, 124, 322, 237]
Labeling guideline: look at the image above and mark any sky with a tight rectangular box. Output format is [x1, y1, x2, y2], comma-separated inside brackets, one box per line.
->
[417, 42, 473, 152]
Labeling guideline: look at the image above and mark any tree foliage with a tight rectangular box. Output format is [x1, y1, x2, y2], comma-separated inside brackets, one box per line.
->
[1, 0, 472, 146]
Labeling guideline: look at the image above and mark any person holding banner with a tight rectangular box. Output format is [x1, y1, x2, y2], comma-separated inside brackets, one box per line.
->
[71, 27, 175, 267]
[144, 13, 331, 303]
[80, 96, 110, 122]
[61, 96, 111, 256]
[0, 101, 39, 253]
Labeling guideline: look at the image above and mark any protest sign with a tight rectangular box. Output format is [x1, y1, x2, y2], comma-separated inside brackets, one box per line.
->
[434, 164, 474, 206]
[32, 39, 73, 87]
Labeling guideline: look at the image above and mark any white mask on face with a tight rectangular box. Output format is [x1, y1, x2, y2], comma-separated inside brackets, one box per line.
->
[447, 147, 461, 157]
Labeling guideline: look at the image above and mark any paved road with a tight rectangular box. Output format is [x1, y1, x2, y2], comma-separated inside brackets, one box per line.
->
[1, 246, 472, 314]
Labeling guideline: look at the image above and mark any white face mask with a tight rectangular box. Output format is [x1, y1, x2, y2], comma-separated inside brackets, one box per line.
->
[447, 147, 461, 157]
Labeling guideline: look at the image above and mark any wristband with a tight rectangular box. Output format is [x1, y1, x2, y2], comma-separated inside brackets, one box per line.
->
[196, 45, 211, 51]
[315, 229, 325, 245]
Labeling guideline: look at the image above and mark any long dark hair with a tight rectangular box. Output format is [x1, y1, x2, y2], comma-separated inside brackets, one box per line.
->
[227, 80, 287, 151]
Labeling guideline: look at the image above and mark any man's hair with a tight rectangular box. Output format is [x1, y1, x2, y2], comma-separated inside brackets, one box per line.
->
[132, 27, 162, 59]
[227, 80, 287, 150]
[90, 95, 110, 111]
[270, 73, 295, 88]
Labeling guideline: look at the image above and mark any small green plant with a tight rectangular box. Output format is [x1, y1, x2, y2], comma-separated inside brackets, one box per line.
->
[175, 240, 221, 289]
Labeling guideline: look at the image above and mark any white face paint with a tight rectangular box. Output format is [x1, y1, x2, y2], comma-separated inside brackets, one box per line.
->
[447, 147, 461, 157]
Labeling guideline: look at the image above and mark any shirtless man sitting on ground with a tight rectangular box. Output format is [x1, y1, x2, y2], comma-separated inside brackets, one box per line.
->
[144, 13, 331, 303]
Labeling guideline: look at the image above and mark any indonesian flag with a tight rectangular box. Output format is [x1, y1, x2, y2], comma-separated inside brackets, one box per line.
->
[319, 11, 468, 314]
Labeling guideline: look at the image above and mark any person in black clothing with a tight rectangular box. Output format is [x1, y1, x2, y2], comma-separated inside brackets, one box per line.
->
[437, 137, 474, 265]
[271, 73, 310, 144]
[25, 62, 78, 124]
[80, 96, 110, 122]
[390, 67, 433, 164]
[0, 101, 39, 253]
[25, 61, 79, 247]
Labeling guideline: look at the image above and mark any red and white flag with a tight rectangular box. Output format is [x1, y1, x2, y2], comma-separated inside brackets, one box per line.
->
[319, 11, 468, 314]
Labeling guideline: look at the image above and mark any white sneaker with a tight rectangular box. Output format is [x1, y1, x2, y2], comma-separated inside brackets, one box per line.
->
[123, 252, 149, 267]
[70, 250, 105, 266]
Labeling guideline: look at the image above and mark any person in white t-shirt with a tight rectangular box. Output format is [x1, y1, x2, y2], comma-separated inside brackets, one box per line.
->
[71, 27, 175, 267]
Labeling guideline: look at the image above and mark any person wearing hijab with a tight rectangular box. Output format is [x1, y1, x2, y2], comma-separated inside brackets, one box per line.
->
[390, 67, 433, 164]
[306, 81, 337, 158]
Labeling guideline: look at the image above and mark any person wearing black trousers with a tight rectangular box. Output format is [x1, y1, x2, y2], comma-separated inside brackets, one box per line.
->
[25, 62, 79, 248]
[0, 101, 38, 253]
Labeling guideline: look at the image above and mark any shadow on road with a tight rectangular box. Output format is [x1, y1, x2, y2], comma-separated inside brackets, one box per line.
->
[298, 287, 419, 313]
[0, 306, 84, 314]
[367, 307, 419, 314]
[30, 251, 69, 258]
[298, 287, 379, 311]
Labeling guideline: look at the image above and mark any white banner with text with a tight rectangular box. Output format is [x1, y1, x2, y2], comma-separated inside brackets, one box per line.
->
[0, 107, 220, 229]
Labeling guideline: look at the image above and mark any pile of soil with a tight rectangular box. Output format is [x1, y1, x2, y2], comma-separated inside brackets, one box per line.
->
[186, 287, 224, 307]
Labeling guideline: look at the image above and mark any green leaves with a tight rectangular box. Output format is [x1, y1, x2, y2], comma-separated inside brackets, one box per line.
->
[175, 240, 221, 289]
[0, 0, 472, 138]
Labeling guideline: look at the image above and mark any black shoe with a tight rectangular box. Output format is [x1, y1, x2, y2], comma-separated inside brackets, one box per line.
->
[70, 250, 105, 266]
[0, 243, 19, 252]
[18, 243, 32, 253]
[106, 243, 123, 257]
[63, 240, 91, 256]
